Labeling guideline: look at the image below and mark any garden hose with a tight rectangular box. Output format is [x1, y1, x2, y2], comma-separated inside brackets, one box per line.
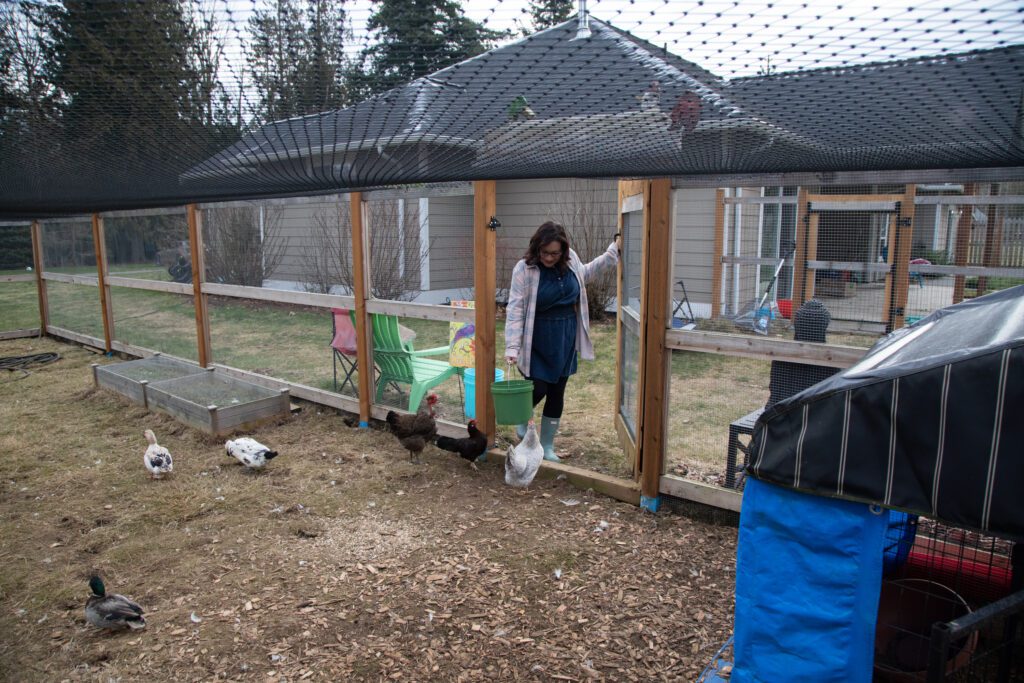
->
[0, 352, 61, 380]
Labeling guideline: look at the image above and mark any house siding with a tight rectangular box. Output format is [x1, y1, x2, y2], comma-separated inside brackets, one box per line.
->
[271, 196, 345, 286]
[495, 178, 620, 299]
[672, 187, 717, 310]
[428, 194, 474, 291]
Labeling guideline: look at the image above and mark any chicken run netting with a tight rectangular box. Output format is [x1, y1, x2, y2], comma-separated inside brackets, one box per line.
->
[0, 0, 1023, 218]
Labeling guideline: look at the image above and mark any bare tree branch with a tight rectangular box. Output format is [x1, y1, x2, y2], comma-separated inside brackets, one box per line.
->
[203, 204, 288, 287]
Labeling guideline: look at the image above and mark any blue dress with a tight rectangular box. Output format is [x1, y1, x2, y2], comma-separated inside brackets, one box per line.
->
[529, 265, 580, 383]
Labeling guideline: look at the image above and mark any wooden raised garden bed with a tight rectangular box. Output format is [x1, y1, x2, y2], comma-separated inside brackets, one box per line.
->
[92, 354, 205, 405]
[145, 370, 290, 436]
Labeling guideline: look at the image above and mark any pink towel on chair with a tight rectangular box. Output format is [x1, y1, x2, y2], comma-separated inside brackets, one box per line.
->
[331, 308, 358, 355]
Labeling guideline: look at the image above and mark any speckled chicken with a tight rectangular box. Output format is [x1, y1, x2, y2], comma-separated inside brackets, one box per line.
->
[143, 429, 173, 479]
[225, 437, 278, 470]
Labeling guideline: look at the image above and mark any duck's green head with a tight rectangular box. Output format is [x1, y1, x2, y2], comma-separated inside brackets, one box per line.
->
[88, 575, 105, 597]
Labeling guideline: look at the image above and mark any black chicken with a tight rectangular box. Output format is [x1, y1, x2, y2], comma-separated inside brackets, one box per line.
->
[385, 394, 438, 464]
[435, 419, 489, 470]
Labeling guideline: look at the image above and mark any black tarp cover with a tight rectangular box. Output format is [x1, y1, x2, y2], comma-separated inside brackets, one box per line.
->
[748, 286, 1024, 542]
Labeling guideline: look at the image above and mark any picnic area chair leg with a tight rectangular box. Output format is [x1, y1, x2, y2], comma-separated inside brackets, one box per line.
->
[330, 308, 359, 394]
[332, 349, 358, 394]
[673, 279, 697, 325]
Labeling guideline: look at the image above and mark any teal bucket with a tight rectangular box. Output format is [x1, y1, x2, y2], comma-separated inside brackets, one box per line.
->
[463, 368, 504, 419]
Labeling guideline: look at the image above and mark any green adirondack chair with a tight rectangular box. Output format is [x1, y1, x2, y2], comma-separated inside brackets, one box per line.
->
[352, 311, 461, 412]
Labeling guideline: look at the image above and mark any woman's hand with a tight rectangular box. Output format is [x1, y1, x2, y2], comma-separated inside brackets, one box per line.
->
[614, 232, 623, 253]
[505, 355, 517, 367]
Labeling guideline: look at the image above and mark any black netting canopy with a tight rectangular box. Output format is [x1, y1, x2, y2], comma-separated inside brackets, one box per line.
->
[749, 285, 1024, 542]
[2, 5, 1023, 219]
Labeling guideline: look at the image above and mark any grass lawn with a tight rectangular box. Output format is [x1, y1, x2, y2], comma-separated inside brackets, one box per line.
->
[0, 335, 737, 681]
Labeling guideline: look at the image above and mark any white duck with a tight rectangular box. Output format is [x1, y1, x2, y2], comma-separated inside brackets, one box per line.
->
[143, 429, 173, 479]
[504, 420, 543, 488]
[225, 437, 278, 470]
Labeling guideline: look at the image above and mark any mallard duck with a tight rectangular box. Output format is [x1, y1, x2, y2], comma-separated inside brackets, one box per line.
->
[85, 575, 145, 630]
[225, 437, 278, 470]
[143, 429, 173, 479]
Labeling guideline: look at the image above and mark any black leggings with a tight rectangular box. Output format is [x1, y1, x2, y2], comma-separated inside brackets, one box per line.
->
[530, 376, 569, 419]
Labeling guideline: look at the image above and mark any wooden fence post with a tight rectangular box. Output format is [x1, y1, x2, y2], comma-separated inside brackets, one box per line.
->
[792, 188, 811, 308]
[30, 220, 49, 333]
[952, 183, 975, 304]
[349, 192, 373, 427]
[473, 180, 497, 438]
[885, 185, 916, 332]
[711, 189, 725, 319]
[187, 204, 212, 367]
[91, 213, 113, 352]
[978, 183, 1003, 297]
[638, 178, 672, 513]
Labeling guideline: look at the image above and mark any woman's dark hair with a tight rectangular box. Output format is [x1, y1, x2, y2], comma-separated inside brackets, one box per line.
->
[524, 221, 571, 272]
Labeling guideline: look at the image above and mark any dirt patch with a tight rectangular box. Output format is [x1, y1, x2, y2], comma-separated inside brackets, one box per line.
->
[0, 336, 737, 682]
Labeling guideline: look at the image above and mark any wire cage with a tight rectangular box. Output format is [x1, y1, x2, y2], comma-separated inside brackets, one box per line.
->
[876, 516, 1023, 682]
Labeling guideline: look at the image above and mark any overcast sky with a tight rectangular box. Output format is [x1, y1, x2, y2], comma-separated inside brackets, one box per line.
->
[463, 0, 1024, 77]
[214, 0, 1023, 101]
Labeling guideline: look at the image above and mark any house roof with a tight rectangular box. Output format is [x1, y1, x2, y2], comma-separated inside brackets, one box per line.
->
[184, 17, 791, 188]
[189, 17, 1024, 194]
[725, 45, 1024, 169]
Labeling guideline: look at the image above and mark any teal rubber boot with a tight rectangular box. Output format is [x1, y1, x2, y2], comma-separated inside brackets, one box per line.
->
[516, 422, 529, 440]
[540, 416, 561, 462]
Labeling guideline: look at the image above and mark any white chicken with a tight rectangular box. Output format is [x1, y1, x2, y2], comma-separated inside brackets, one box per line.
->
[504, 420, 543, 488]
[143, 429, 173, 479]
[225, 437, 278, 470]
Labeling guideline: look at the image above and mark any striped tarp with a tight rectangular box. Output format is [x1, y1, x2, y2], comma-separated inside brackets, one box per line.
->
[749, 285, 1024, 542]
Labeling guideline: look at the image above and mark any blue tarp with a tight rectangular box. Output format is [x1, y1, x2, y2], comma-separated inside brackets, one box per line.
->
[732, 478, 888, 682]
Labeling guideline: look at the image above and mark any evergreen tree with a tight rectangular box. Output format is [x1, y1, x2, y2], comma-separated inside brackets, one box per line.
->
[183, 1, 239, 130]
[353, 0, 508, 97]
[42, 1, 204, 136]
[527, 0, 574, 33]
[0, 1, 62, 197]
[35, 0, 215, 186]
[247, 0, 350, 123]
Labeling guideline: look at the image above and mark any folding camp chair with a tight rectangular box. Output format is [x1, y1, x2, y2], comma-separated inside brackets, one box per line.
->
[672, 278, 697, 328]
[330, 308, 358, 394]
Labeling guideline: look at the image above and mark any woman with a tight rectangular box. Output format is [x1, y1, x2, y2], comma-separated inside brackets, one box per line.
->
[504, 221, 620, 461]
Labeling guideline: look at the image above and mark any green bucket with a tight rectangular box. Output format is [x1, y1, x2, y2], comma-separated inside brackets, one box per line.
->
[490, 379, 534, 424]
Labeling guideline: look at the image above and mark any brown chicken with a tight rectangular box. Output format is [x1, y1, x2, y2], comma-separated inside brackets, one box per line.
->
[435, 419, 488, 470]
[385, 394, 439, 464]
[669, 91, 701, 133]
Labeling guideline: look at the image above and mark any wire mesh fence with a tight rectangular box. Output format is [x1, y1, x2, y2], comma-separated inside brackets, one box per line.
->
[6, 179, 1024, 482]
